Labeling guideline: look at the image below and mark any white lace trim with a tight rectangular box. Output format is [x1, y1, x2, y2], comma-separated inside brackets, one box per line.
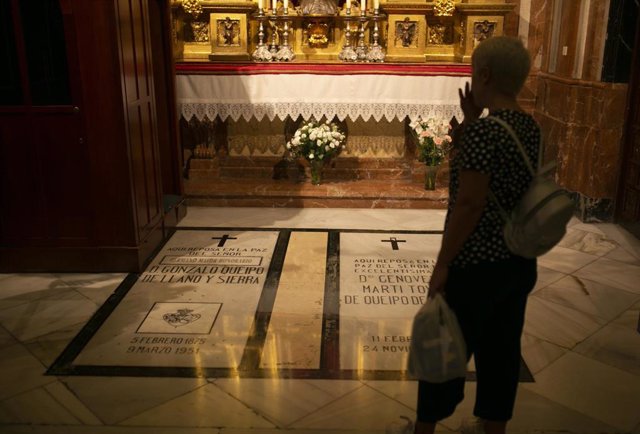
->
[180, 102, 463, 123]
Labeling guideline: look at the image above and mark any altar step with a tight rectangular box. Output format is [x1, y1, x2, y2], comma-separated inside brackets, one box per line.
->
[185, 178, 449, 209]
[188, 157, 417, 181]
[185, 157, 449, 208]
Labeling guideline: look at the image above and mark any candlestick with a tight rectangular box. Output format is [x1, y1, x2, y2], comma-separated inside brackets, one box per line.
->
[374, 0, 379, 9]
[276, 19, 295, 61]
[270, 21, 278, 55]
[339, 21, 357, 62]
[272, 0, 277, 13]
[252, 16, 273, 61]
[258, 0, 262, 10]
[366, 15, 385, 62]
[356, 20, 367, 60]
[346, 0, 351, 10]
[283, 0, 288, 11]
[361, 0, 366, 15]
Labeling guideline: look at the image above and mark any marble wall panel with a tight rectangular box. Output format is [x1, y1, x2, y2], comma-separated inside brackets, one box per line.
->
[537, 76, 570, 120]
[553, 0, 581, 78]
[553, 122, 619, 199]
[520, 0, 630, 221]
[519, 73, 538, 113]
[556, 124, 592, 193]
[594, 128, 626, 195]
[599, 84, 630, 129]
[535, 73, 629, 207]
[535, 111, 562, 166]
[528, 0, 551, 70]
[504, 0, 522, 37]
[582, 0, 610, 81]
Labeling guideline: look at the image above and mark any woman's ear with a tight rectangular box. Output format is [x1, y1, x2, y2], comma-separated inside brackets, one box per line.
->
[479, 66, 491, 84]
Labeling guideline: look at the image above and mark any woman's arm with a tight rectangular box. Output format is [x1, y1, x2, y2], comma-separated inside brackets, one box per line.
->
[437, 170, 489, 265]
[429, 170, 490, 296]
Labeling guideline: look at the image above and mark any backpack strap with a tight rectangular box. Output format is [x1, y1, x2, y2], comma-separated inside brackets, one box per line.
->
[485, 115, 540, 222]
[487, 116, 538, 177]
[487, 189, 511, 222]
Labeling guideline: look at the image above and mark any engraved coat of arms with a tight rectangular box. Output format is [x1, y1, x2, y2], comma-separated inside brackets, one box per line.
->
[163, 309, 201, 327]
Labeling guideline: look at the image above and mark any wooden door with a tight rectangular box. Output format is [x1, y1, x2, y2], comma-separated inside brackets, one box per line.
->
[0, 0, 90, 245]
[615, 12, 640, 236]
[115, 0, 163, 243]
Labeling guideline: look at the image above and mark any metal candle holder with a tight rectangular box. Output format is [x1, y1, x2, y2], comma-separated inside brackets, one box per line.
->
[355, 16, 368, 61]
[366, 11, 385, 62]
[338, 13, 357, 62]
[276, 15, 295, 61]
[252, 12, 273, 61]
[269, 16, 279, 56]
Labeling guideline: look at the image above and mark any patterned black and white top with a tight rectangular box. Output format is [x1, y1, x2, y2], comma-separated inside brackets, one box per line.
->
[447, 109, 541, 268]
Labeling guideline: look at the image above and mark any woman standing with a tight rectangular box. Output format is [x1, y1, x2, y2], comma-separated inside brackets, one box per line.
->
[416, 36, 539, 434]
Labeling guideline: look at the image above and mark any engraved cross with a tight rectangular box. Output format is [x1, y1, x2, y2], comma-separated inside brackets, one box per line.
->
[212, 234, 237, 247]
[381, 237, 406, 250]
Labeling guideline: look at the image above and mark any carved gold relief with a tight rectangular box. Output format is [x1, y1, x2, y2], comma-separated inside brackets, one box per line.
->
[192, 21, 210, 42]
[182, 0, 203, 18]
[428, 23, 453, 45]
[395, 18, 418, 48]
[307, 21, 330, 48]
[473, 20, 496, 46]
[209, 13, 249, 60]
[171, 1, 515, 63]
[433, 0, 455, 17]
[217, 17, 240, 46]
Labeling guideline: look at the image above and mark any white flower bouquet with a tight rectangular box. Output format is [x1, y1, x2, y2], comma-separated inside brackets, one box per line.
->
[286, 120, 346, 163]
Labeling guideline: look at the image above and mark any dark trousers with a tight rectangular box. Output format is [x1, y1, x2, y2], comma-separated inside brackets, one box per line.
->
[416, 255, 537, 422]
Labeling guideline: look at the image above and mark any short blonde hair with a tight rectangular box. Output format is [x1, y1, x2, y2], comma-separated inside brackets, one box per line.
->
[472, 36, 531, 97]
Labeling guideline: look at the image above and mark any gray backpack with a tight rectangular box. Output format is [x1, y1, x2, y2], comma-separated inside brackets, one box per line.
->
[488, 116, 574, 258]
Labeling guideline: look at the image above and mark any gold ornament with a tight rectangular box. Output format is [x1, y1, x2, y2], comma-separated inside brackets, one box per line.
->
[307, 22, 329, 47]
[182, 0, 203, 19]
[429, 24, 446, 45]
[433, 0, 455, 17]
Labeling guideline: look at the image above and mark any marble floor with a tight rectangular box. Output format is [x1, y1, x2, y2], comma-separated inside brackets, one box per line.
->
[1, 207, 639, 434]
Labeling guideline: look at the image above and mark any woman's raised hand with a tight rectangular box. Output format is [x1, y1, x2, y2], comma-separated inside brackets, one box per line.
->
[458, 82, 482, 124]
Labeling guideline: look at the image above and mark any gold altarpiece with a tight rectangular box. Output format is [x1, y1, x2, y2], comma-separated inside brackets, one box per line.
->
[172, 0, 515, 206]
[172, 0, 513, 62]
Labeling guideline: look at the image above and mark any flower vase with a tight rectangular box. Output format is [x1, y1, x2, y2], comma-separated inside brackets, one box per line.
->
[310, 160, 324, 185]
[424, 165, 439, 190]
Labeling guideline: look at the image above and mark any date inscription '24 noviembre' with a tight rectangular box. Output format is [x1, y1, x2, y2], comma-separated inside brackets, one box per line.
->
[340, 232, 442, 371]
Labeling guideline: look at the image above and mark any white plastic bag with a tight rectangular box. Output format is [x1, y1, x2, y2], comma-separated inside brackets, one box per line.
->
[408, 294, 467, 383]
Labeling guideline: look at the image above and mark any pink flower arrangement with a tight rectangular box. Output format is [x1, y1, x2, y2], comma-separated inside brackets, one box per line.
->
[409, 117, 452, 166]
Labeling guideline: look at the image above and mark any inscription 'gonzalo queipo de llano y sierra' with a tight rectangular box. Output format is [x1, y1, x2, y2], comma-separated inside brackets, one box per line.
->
[73, 230, 279, 369]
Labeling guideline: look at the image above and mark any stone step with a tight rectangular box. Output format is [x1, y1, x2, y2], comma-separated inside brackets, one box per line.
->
[189, 157, 425, 181]
[184, 178, 449, 209]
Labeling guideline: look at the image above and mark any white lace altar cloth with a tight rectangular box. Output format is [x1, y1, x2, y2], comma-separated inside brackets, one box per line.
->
[177, 73, 468, 123]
